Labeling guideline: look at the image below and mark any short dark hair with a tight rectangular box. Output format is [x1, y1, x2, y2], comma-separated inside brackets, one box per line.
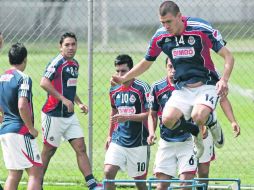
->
[8, 43, 27, 65]
[114, 54, 133, 69]
[159, 1, 180, 17]
[59, 32, 77, 45]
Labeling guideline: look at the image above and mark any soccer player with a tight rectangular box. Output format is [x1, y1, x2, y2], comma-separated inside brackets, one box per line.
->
[197, 97, 240, 189]
[104, 54, 150, 190]
[0, 43, 43, 190]
[111, 1, 234, 158]
[147, 57, 197, 190]
[40, 32, 101, 190]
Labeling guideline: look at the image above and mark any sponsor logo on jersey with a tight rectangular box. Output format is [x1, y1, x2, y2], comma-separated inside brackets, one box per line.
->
[20, 83, 30, 90]
[0, 74, 14, 82]
[188, 36, 195, 45]
[129, 94, 136, 103]
[67, 78, 77, 87]
[172, 47, 195, 59]
[118, 106, 136, 114]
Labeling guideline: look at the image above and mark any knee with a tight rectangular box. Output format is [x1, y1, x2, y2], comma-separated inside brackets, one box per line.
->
[161, 114, 176, 129]
[157, 182, 170, 190]
[192, 113, 206, 126]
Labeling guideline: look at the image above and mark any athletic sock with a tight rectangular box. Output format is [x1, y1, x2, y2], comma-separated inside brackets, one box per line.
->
[205, 112, 217, 128]
[85, 174, 97, 189]
[178, 116, 200, 136]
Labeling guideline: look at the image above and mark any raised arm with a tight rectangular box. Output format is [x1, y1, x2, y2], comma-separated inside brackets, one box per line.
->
[112, 59, 153, 85]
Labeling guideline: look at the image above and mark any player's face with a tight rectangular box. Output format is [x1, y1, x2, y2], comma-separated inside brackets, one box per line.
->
[160, 12, 183, 35]
[115, 64, 130, 77]
[60, 37, 77, 60]
[166, 59, 175, 80]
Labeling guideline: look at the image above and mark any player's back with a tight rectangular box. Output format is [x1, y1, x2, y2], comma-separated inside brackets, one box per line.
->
[0, 69, 32, 133]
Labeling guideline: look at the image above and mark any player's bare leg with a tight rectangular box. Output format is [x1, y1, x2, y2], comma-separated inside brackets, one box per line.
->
[155, 172, 172, 190]
[104, 164, 119, 190]
[4, 170, 23, 190]
[41, 144, 57, 176]
[191, 105, 211, 158]
[162, 107, 183, 129]
[26, 165, 43, 190]
[197, 163, 210, 190]
[179, 172, 195, 190]
[69, 137, 93, 177]
[134, 175, 147, 190]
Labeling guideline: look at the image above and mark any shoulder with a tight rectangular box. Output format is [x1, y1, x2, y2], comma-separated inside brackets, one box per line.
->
[47, 54, 65, 68]
[110, 85, 121, 93]
[186, 16, 213, 32]
[16, 70, 31, 81]
[151, 78, 167, 91]
[133, 79, 150, 91]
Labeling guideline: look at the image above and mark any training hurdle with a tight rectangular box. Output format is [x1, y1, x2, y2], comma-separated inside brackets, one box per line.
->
[103, 179, 206, 190]
[102, 177, 241, 189]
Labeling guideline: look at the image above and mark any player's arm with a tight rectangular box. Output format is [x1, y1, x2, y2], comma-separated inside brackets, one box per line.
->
[220, 96, 240, 137]
[105, 108, 118, 149]
[112, 59, 153, 85]
[40, 77, 74, 112]
[147, 109, 158, 145]
[111, 111, 149, 123]
[18, 97, 38, 138]
[216, 46, 234, 96]
[74, 94, 88, 114]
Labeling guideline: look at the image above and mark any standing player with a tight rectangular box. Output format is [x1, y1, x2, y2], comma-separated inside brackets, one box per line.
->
[111, 1, 234, 158]
[147, 57, 197, 190]
[40, 32, 101, 190]
[197, 96, 240, 189]
[0, 43, 43, 190]
[104, 54, 150, 190]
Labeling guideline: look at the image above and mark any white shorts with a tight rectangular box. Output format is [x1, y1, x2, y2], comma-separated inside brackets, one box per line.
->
[104, 143, 150, 178]
[154, 138, 197, 178]
[165, 85, 218, 120]
[199, 130, 215, 164]
[0, 133, 42, 170]
[41, 112, 84, 147]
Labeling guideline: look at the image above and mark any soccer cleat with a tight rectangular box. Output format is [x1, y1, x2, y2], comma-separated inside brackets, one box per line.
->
[209, 121, 224, 148]
[192, 132, 204, 159]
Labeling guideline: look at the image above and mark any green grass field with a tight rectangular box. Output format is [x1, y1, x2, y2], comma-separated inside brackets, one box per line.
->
[0, 41, 254, 189]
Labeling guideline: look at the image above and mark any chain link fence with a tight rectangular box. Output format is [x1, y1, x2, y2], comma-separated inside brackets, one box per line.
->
[0, 0, 254, 187]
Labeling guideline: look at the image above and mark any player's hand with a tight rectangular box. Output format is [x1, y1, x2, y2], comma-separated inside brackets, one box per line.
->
[111, 75, 124, 86]
[62, 98, 74, 112]
[105, 136, 111, 150]
[29, 128, 38, 138]
[79, 104, 88, 114]
[112, 114, 129, 123]
[231, 121, 240, 137]
[147, 134, 157, 145]
[216, 79, 228, 97]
